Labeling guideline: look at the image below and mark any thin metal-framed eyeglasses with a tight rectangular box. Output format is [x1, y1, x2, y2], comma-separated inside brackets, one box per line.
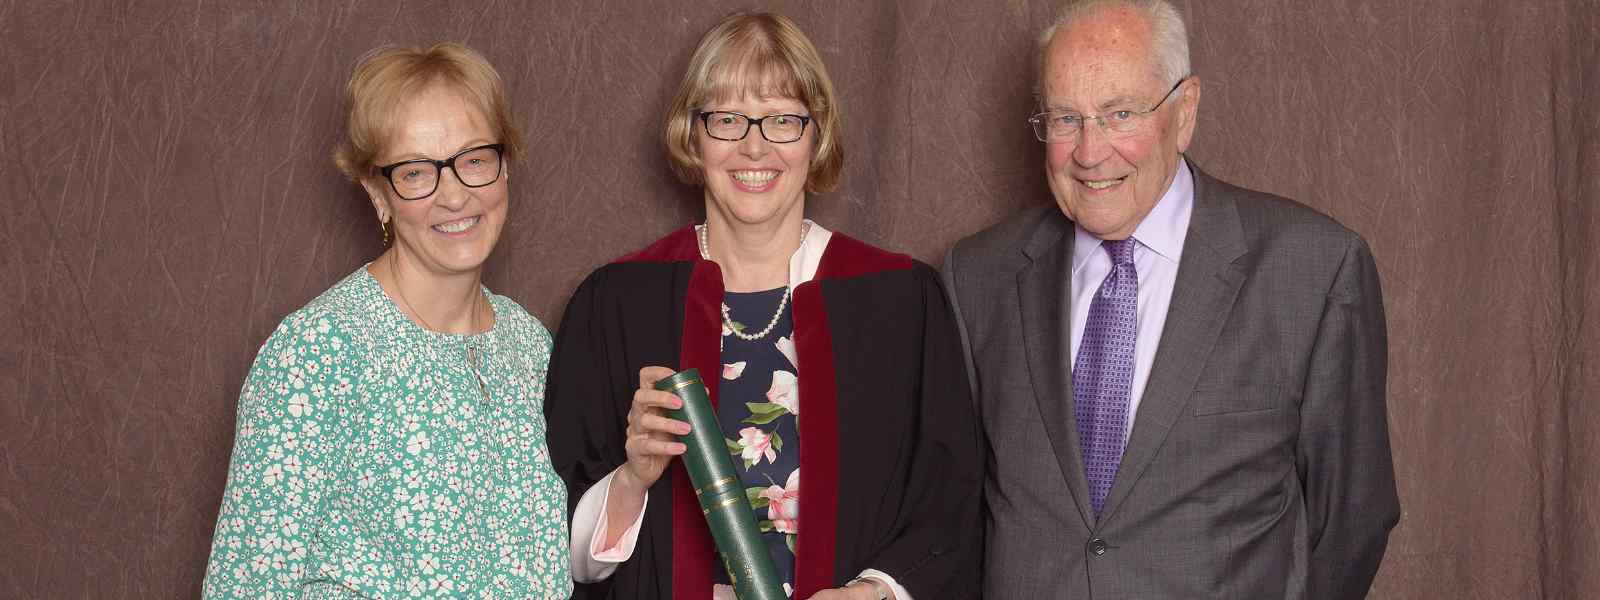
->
[1028, 78, 1188, 143]
[377, 143, 505, 201]
[697, 111, 812, 143]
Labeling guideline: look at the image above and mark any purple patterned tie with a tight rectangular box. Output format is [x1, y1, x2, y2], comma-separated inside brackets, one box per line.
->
[1074, 238, 1137, 518]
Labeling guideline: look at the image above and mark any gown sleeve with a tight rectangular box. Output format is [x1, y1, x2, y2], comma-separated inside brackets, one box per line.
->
[862, 265, 985, 599]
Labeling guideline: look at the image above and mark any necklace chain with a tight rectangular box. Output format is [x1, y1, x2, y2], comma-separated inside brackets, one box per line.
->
[697, 222, 809, 342]
[389, 253, 483, 335]
[389, 254, 492, 403]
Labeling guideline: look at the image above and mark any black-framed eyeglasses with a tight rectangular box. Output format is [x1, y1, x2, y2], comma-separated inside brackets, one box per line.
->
[697, 111, 812, 143]
[377, 143, 505, 201]
[1028, 78, 1188, 143]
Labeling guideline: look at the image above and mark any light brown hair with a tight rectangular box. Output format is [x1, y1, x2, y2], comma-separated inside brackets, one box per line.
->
[332, 42, 521, 181]
[662, 13, 844, 193]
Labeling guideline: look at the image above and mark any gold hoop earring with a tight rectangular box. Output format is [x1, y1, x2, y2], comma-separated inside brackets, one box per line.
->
[380, 219, 390, 246]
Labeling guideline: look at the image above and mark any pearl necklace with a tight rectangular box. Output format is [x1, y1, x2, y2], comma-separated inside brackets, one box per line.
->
[697, 221, 810, 341]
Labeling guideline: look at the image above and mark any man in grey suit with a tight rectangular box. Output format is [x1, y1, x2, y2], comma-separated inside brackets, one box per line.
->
[941, 1, 1400, 598]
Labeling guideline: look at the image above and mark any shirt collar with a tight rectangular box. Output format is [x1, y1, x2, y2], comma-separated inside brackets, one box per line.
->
[1071, 158, 1194, 273]
[790, 219, 831, 289]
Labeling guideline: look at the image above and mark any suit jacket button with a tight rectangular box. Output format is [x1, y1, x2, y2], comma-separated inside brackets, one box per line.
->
[1089, 538, 1108, 556]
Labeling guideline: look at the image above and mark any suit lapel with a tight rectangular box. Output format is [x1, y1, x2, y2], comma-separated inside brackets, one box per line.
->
[1099, 163, 1248, 524]
[1016, 211, 1096, 528]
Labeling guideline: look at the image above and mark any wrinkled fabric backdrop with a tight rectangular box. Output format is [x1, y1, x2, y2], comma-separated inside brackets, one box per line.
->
[1, 0, 1596, 597]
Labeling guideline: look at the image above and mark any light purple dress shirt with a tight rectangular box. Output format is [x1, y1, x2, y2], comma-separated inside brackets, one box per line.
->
[1069, 160, 1194, 436]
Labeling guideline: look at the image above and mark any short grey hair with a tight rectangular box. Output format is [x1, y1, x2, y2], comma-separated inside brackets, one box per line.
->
[1035, 0, 1191, 100]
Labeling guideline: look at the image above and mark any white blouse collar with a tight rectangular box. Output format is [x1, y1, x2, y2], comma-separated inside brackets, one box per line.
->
[789, 219, 832, 289]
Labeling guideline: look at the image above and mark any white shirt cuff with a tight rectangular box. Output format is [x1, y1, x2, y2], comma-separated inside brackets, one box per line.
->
[569, 472, 907, 600]
[857, 568, 911, 600]
[568, 468, 648, 582]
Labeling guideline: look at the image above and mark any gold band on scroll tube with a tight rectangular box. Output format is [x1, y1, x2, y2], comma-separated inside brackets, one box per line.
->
[702, 494, 743, 516]
[665, 377, 702, 393]
[696, 475, 738, 497]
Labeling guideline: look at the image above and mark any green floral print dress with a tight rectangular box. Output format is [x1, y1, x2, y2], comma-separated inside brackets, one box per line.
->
[202, 266, 571, 599]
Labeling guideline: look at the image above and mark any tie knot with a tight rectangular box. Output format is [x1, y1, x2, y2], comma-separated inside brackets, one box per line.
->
[1103, 238, 1136, 267]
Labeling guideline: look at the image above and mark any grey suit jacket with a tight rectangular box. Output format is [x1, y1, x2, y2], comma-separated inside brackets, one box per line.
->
[942, 162, 1399, 599]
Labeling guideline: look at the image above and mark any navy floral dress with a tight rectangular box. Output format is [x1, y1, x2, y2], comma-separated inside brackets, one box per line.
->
[715, 287, 801, 593]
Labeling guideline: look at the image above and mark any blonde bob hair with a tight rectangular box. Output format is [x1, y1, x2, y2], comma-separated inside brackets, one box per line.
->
[333, 42, 521, 181]
[662, 13, 844, 193]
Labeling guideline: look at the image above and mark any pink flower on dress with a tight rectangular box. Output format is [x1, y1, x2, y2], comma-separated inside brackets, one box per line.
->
[738, 427, 777, 464]
[775, 336, 798, 368]
[760, 469, 801, 534]
[766, 370, 799, 415]
[722, 362, 747, 380]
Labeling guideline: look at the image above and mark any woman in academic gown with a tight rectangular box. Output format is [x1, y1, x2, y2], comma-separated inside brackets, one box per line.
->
[545, 12, 982, 600]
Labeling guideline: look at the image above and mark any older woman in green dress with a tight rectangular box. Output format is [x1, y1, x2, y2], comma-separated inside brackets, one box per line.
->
[202, 43, 570, 598]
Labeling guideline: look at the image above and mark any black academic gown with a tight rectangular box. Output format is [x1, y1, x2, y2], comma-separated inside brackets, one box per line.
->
[545, 225, 983, 599]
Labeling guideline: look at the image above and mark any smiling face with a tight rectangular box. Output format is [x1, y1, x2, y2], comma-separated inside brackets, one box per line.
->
[1040, 5, 1199, 240]
[362, 83, 507, 278]
[696, 93, 814, 233]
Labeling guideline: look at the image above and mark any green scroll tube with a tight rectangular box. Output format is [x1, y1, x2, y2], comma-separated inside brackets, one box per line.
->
[655, 368, 786, 600]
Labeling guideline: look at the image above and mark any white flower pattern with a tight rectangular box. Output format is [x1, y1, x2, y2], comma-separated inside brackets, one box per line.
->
[775, 335, 797, 368]
[201, 268, 571, 598]
[720, 286, 802, 589]
[737, 426, 778, 465]
[761, 469, 801, 534]
[766, 370, 799, 416]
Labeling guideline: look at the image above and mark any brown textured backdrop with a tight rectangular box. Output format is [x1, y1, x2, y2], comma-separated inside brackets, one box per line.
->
[2, 0, 1596, 597]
